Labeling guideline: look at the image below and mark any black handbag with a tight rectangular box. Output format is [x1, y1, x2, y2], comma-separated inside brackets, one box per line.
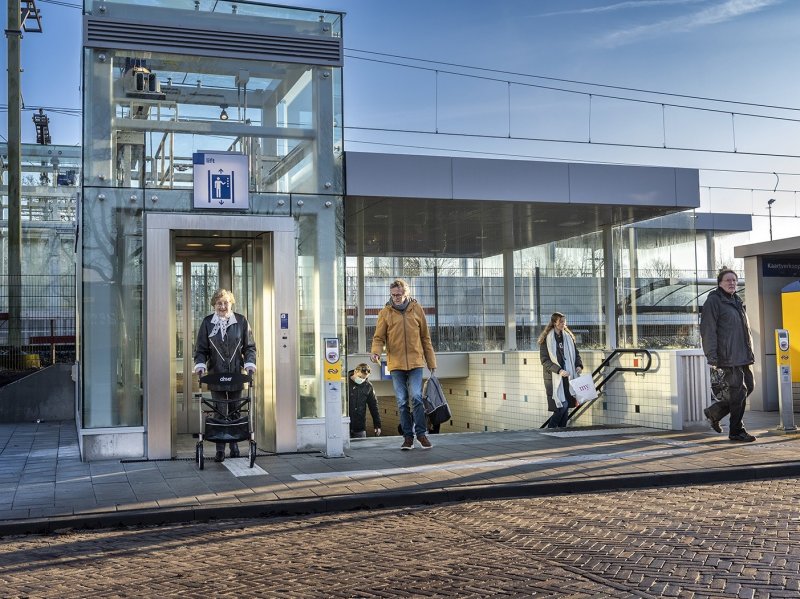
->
[423, 375, 452, 425]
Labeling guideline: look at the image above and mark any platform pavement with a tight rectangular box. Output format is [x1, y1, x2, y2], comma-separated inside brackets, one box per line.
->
[1, 410, 799, 536]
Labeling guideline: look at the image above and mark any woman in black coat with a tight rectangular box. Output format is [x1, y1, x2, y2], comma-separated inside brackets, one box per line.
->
[194, 288, 257, 462]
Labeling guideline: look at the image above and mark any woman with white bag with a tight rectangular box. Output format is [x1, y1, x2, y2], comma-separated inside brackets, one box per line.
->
[538, 312, 583, 428]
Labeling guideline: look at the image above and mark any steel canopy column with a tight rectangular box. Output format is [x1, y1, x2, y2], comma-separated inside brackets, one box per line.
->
[603, 226, 617, 349]
[6, 2, 23, 354]
[504, 249, 517, 351]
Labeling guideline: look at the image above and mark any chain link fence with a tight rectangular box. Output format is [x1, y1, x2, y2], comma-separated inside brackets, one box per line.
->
[0, 275, 76, 379]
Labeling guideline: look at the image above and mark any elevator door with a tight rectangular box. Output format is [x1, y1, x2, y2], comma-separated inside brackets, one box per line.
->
[146, 213, 297, 460]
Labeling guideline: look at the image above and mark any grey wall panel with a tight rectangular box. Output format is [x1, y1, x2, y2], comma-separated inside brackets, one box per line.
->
[452, 158, 569, 202]
[569, 163, 679, 206]
[345, 152, 702, 211]
[345, 152, 453, 199]
[675, 168, 701, 209]
[697, 213, 752, 232]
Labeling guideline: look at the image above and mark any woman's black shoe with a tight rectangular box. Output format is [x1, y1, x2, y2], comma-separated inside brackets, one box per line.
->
[229, 445, 240, 458]
[214, 451, 225, 462]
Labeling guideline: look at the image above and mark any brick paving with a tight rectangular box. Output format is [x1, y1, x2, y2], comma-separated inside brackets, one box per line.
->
[1, 478, 799, 597]
[1, 412, 800, 538]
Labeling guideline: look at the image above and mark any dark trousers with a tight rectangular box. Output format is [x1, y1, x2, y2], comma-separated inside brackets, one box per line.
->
[706, 365, 754, 436]
[212, 389, 241, 453]
[548, 402, 570, 428]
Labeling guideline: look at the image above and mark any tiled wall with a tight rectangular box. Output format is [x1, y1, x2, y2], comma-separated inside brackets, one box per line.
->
[375, 349, 695, 433]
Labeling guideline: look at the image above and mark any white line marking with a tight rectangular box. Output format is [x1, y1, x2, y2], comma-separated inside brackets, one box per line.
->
[541, 427, 653, 437]
[291, 448, 691, 482]
[223, 458, 268, 477]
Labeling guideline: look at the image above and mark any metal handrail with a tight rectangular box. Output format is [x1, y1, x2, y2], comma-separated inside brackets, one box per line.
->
[540, 348, 652, 428]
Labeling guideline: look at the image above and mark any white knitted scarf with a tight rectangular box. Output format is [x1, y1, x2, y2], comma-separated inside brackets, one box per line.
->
[546, 329, 577, 408]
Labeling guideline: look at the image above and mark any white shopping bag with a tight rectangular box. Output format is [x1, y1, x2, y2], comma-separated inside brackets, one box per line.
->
[569, 374, 598, 405]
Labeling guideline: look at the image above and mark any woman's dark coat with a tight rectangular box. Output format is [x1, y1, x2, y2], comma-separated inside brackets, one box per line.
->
[539, 334, 583, 412]
[194, 312, 257, 391]
[700, 288, 754, 367]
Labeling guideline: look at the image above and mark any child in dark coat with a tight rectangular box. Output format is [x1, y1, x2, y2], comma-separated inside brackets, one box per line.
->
[348, 363, 382, 438]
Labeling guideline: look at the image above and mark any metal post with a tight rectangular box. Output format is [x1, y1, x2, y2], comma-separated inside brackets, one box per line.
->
[50, 318, 56, 365]
[323, 337, 344, 458]
[7, 1, 23, 361]
[503, 249, 516, 351]
[776, 329, 796, 432]
[603, 226, 617, 349]
[433, 262, 440, 347]
[534, 266, 541, 328]
[768, 199, 775, 241]
[627, 227, 638, 347]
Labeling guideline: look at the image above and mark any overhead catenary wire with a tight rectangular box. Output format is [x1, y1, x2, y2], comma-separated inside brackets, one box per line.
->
[37, 0, 82, 8]
[347, 124, 800, 161]
[6, 41, 800, 186]
[345, 47, 800, 114]
[344, 54, 800, 126]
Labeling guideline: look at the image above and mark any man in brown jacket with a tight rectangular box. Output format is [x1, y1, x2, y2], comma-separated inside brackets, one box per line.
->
[371, 278, 437, 450]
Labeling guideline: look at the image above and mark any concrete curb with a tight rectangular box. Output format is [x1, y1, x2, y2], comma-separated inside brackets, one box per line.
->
[3, 461, 800, 537]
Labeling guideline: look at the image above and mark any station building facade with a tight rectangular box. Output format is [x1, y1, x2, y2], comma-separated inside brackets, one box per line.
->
[3, 1, 782, 460]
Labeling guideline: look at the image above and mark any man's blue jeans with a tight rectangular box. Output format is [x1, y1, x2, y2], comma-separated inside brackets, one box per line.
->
[391, 368, 427, 438]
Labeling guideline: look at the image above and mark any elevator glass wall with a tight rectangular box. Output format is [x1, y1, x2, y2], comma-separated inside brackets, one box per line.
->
[81, 1, 344, 435]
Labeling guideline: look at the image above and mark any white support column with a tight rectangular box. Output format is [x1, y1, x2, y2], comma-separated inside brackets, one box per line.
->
[603, 226, 617, 349]
[504, 249, 517, 351]
[357, 255, 366, 353]
[356, 200, 366, 353]
[628, 227, 638, 347]
[705, 231, 716, 277]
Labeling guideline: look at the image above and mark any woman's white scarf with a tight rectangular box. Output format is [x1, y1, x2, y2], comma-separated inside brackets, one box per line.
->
[210, 312, 237, 340]
[546, 329, 577, 408]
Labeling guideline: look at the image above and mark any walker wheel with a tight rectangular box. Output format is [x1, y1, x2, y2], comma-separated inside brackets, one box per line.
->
[196, 443, 204, 470]
[249, 441, 256, 468]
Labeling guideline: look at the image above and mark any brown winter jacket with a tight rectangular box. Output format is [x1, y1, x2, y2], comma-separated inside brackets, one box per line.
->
[371, 299, 437, 372]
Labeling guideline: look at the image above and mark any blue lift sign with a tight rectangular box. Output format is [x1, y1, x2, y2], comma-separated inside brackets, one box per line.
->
[192, 152, 249, 210]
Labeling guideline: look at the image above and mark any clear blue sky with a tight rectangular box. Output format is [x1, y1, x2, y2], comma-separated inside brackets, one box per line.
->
[3, 0, 799, 236]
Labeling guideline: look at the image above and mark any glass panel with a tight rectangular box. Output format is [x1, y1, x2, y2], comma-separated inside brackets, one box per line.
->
[82, 3, 343, 430]
[297, 195, 344, 419]
[84, 47, 340, 196]
[175, 261, 184, 426]
[81, 189, 143, 427]
[183, 261, 218, 433]
[190, 263, 219, 325]
[231, 243, 254, 319]
[616, 215, 701, 348]
[346, 234, 607, 354]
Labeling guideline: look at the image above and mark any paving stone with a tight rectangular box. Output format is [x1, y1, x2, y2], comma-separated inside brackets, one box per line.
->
[2, 480, 800, 596]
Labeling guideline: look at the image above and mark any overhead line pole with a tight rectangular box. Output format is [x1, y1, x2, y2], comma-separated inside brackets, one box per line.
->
[7, 1, 24, 359]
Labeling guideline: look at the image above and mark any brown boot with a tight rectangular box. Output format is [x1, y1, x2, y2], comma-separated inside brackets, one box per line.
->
[400, 436, 414, 450]
[417, 435, 432, 449]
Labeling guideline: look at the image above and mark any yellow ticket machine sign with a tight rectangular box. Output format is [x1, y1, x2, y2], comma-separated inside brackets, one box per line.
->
[781, 281, 800, 382]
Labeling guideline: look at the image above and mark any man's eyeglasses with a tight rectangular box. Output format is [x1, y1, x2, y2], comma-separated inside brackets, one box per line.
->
[358, 368, 371, 374]
[390, 293, 404, 298]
